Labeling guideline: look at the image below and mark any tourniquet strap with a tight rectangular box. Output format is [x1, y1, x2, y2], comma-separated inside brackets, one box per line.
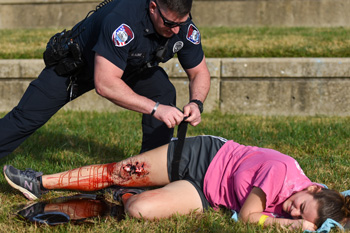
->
[171, 120, 188, 181]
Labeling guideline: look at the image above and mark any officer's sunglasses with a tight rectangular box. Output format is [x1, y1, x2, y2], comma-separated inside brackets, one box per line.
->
[155, 0, 192, 28]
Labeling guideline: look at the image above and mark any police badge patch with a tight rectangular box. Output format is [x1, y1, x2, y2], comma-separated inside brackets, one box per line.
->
[112, 24, 134, 47]
[186, 24, 200, 45]
[173, 41, 184, 53]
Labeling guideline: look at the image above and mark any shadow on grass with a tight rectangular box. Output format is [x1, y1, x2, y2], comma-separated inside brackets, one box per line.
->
[0, 127, 136, 195]
[3, 130, 127, 161]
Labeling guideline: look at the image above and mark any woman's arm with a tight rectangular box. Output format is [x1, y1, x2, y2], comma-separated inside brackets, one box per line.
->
[239, 187, 317, 231]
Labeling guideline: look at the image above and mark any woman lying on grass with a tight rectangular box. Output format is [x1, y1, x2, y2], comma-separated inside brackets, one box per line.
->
[4, 135, 350, 231]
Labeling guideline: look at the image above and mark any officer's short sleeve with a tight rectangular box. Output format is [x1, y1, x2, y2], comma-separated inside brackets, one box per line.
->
[92, 13, 134, 71]
[177, 23, 204, 70]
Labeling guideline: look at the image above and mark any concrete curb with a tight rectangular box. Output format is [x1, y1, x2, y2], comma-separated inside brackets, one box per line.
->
[1, 58, 350, 116]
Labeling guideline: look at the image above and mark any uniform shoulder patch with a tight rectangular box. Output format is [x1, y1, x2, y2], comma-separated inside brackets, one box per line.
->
[112, 24, 134, 47]
[186, 24, 200, 45]
[173, 41, 184, 53]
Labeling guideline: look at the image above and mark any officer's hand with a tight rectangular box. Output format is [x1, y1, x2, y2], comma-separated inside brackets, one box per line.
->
[153, 104, 184, 128]
[183, 102, 201, 126]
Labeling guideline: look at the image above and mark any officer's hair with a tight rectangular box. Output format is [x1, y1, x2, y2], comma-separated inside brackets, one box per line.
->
[157, 0, 192, 17]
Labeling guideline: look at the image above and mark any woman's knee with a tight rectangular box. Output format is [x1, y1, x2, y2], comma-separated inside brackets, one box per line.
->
[125, 194, 156, 219]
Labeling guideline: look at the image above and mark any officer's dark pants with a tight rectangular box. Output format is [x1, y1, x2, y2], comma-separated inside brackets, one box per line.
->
[0, 66, 175, 158]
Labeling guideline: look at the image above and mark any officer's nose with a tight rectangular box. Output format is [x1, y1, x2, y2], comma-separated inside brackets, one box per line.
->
[171, 26, 180, 34]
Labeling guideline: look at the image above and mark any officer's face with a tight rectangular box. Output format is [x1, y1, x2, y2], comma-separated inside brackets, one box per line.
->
[149, 1, 190, 38]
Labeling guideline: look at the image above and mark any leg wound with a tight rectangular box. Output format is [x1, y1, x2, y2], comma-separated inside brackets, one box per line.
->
[123, 162, 147, 176]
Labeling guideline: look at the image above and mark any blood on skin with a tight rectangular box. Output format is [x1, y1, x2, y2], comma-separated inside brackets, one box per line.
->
[48, 163, 117, 191]
[46, 161, 152, 191]
[121, 193, 134, 203]
[46, 199, 107, 219]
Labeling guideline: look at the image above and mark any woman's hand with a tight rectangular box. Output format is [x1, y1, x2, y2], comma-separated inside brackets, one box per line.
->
[290, 219, 317, 231]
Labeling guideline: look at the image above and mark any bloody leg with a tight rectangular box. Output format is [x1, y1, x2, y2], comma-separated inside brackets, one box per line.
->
[42, 144, 170, 191]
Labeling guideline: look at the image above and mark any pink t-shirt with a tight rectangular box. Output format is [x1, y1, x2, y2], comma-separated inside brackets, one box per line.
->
[203, 140, 319, 218]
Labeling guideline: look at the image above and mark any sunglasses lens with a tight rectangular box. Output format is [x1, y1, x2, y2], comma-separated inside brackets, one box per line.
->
[164, 22, 178, 28]
[164, 20, 189, 28]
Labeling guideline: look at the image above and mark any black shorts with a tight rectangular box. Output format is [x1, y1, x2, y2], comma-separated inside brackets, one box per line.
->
[167, 135, 227, 210]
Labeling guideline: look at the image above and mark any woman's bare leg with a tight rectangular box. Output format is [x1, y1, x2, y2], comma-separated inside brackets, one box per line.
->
[42, 144, 170, 191]
[124, 180, 203, 219]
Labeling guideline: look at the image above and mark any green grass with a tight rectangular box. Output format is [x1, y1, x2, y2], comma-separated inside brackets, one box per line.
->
[0, 27, 350, 58]
[201, 27, 350, 57]
[0, 110, 349, 232]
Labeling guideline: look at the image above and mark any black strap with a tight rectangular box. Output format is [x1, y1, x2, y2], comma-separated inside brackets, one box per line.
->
[171, 120, 188, 181]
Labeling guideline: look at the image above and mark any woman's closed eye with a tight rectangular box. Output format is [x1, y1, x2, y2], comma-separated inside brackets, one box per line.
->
[301, 202, 305, 214]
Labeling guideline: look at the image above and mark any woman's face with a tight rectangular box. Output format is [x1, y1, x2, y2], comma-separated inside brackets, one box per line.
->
[282, 189, 319, 224]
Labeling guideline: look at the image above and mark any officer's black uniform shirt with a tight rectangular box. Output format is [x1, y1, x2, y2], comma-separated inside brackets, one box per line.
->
[73, 0, 204, 79]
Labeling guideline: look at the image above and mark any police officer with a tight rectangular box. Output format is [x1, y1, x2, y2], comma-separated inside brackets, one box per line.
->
[0, 0, 210, 157]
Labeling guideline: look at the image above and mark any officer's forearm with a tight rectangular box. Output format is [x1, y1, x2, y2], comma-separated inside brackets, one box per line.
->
[189, 74, 210, 102]
[95, 75, 156, 115]
[186, 57, 210, 102]
[94, 54, 157, 114]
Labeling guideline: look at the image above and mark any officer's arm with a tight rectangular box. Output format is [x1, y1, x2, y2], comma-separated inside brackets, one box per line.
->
[183, 56, 210, 126]
[94, 53, 184, 128]
[94, 52, 156, 114]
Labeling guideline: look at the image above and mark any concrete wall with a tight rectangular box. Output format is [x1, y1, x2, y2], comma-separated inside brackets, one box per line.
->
[0, 0, 350, 29]
[1, 1, 349, 116]
[1, 58, 350, 116]
[193, 0, 350, 27]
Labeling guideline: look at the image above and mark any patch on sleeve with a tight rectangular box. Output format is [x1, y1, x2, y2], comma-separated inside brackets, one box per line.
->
[112, 24, 134, 47]
[173, 41, 184, 53]
[186, 24, 200, 45]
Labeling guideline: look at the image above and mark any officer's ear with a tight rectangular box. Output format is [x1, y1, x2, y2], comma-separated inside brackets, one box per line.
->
[149, 1, 157, 14]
